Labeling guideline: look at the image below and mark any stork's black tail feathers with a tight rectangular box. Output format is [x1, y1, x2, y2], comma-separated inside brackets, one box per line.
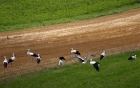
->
[93, 62, 100, 71]
[128, 57, 132, 60]
[59, 57, 66, 60]
[76, 51, 81, 55]
[8, 59, 13, 63]
[3, 62, 8, 68]
[32, 54, 38, 57]
[36, 59, 41, 64]
[100, 55, 104, 60]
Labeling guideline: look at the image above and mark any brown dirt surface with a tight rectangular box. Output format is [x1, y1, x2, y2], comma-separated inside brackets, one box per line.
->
[0, 8, 140, 80]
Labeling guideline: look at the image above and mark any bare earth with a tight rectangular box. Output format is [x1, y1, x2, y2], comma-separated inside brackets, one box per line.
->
[0, 8, 140, 80]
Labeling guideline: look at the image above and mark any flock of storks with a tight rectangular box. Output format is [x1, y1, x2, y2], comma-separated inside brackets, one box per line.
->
[3, 49, 41, 68]
[3, 48, 137, 71]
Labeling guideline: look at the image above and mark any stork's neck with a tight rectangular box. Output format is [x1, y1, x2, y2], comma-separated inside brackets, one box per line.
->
[12, 53, 15, 57]
[38, 54, 40, 57]
[27, 50, 30, 54]
[4, 56, 7, 61]
[4, 56, 6, 59]
[27, 49, 30, 52]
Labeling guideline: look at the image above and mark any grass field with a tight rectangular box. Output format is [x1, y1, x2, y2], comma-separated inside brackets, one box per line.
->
[0, 50, 140, 88]
[0, 0, 140, 32]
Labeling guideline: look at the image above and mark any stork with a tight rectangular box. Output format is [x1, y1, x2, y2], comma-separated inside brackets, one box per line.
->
[73, 54, 95, 64]
[58, 56, 66, 65]
[71, 48, 81, 56]
[90, 59, 100, 71]
[36, 54, 41, 64]
[128, 55, 136, 61]
[73, 55, 85, 63]
[27, 49, 38, 60]
[8, 53, 16, 66]
[3, 56, 8, 68]
[100, 51, 105, 60]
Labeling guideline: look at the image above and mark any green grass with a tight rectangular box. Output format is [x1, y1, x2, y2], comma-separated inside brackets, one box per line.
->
[0, 0, 140, 32]
[0, 50, 140, 88]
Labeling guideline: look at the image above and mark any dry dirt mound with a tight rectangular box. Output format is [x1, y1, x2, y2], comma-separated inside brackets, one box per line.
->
[0, 8, 140, 80]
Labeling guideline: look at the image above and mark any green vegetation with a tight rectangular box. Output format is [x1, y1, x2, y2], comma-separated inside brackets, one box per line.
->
[0, 50, 140, 88]
[0, 0, 140, 32]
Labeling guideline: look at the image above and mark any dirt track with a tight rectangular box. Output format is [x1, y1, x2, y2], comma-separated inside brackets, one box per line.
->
[0, 8, 140, 80]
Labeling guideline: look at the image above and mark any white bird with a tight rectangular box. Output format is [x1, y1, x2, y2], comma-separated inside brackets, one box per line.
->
[27, 49, 38, 60]
[36, 54, 41, 64]
[74, 54, 95, 64]
[100, 51, 105, 60]
[58, 56, 66, 65]
[3, 56, 8, 68]
[71, 48, 81, 56]
[8, 53, 16, 65]
[128, 55, 137, 61]
[90, 59, 100, 71]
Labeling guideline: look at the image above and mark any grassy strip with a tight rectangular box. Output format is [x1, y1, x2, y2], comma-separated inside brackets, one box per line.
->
[0, 0, 140, 32]
[0, 50, 140, 88]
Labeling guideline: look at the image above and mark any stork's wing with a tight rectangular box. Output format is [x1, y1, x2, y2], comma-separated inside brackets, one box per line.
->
[59, 57, 66, 60]
[72, 56, 79, 60]
[84, 54, 95, 59]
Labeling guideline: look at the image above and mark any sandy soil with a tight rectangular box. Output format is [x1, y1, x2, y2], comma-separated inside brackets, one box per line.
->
[0, 8, 140, 80]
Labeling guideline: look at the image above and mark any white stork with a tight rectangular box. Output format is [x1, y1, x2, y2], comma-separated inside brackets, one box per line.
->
[27, 49, 38, 60]
[100, 51, 105, 60]
[71, 48, 81, 56]
[36, 54, 41, 64]
[8, 53, 16, 66]
[3, 56, 8, 68]
[90, 59, 100, 71]
[73, 54, 95, 64]
[58, 56, 66, 65]
[128, 55, 137, 61]
[73, 55, 85, 63]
